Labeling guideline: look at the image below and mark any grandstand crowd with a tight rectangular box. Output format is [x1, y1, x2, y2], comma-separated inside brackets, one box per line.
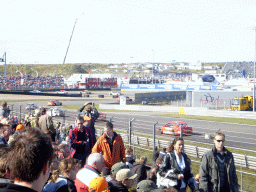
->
[0, 75, 64, 90]
[0, 100, 239, 192]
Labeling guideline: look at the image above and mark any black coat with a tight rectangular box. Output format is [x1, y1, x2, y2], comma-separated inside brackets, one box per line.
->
[159, 151, 195, 191]
[131, 162, 151, 184]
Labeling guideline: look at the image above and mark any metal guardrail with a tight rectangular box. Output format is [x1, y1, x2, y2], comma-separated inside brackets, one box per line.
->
[95, 129, 256, 170]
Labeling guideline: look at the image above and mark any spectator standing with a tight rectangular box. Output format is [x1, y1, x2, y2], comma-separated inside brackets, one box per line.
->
[152, 147, 160, 166]
[83, 116, 96, 148]
[115, 169, 137, 192]
[38, 107, 56, 141]
[0, 123, 11, 145]
[158, 137, 195, 192]
[147, 157, 163, 184]
[69, 116, 93, 167]
[0, 102, 8, 118]
[77, 102, 99, 131]
[75, 153, 105, 192]
[199, 132, 239, 192]
[159, 147, 167, 159]
[131, 156, 151, 184]
[92, 122, 126, 176]
[0, 127, 53, 192]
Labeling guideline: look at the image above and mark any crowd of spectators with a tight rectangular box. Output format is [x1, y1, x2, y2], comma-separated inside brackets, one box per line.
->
[0, 100, 239, 192]
[0, 75, 64, 90]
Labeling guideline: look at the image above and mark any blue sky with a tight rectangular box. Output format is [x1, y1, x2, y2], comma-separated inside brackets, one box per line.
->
[1, 0, 256, 64]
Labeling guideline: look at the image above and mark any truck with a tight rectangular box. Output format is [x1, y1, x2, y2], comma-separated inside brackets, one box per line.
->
[231, 95, 256, 111]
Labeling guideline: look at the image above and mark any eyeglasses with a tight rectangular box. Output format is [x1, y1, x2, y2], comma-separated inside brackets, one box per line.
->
[216, 140, 225, 143]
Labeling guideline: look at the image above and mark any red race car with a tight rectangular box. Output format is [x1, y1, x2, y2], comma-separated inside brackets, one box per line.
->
[80, 90, 91, 94]
[158, 121, 193, 136]
[47, 100, 62, 106]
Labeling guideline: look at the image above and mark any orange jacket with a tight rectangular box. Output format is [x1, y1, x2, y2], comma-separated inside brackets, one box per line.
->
[92, 132, 126, 169]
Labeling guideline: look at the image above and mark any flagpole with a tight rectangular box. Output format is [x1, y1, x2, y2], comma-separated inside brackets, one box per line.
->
[4, 52, 6, 77]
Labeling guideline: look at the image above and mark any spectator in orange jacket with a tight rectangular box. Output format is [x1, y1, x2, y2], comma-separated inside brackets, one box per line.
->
[92, 122, 126, 176]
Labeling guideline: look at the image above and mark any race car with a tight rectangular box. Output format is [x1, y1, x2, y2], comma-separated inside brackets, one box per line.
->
[56, 90, 68, 94]
[47, 100, 62, 106]
[158, 121, 193, 136]
[80, 90, 91, 94]
[116, 96, 132, 102]
[46, 108, 64, 117]
[25, 103, 38, 110]
[109, 91, 121, 96]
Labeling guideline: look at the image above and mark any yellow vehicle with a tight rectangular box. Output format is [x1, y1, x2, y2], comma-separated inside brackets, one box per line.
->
[231, 95, 256, 111]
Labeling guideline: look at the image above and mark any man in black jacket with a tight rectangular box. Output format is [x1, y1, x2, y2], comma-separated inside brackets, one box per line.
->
[199, 132, 239, 192]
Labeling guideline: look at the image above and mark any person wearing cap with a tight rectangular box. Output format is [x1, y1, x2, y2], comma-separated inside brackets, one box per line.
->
[136, 180, 163, 192]
[92, 122, 126, 176]
[38, 107, 56, 141]
[69, 116, 94, 167]
[115, 168, 137, 192]
[105, 162, 128, 192]
[14, 124, 24, 134]
[89, 177, 110, 192]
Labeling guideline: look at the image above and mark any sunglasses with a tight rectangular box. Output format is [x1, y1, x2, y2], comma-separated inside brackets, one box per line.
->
[216, 139, 225, 143]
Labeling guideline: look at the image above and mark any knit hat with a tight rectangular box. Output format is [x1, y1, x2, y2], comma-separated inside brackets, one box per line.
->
[136, 180, 162, 192]
[16, 124, 24, 131]
[111, 162, 127, 175]
[116, 169, 137, 182]
[84, 116, 92, 121]
[89, 177, 109, 192]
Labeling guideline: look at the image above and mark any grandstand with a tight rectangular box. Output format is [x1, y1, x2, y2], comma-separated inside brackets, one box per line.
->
[222, 61, 255, 79]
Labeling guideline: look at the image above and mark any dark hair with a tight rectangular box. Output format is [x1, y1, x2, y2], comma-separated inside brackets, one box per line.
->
[0, 146, 10, 177]
[167, 137, 184, 153]
[76, 116, 84, 122]
[163, 147, 166, 152]
[105, 122, 113, 129]
[8, 127, 53, 182]
[154, 146, 158, 151]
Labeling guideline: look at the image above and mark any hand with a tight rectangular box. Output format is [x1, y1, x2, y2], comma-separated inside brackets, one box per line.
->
[178, 174, 184, 180]
[84, 102, 91, 106]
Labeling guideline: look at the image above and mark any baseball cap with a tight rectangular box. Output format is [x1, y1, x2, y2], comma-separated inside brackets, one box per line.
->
[111, 162, 127, 175]
[136, 180, 162, 192]
[16, 124, 24, 131]
[116, 168, 137, 181]
[89, 177, 109, 192]
[84, 116, 92, 121]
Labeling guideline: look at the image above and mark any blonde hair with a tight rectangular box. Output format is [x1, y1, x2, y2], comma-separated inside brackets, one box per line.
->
[49, 158, 79, 183]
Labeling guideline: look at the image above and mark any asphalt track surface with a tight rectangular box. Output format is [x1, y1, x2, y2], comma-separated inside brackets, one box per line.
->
[8, 94, 256, 152]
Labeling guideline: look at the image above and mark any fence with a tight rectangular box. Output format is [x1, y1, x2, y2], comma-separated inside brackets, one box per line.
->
[9, 105, 256, 191]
